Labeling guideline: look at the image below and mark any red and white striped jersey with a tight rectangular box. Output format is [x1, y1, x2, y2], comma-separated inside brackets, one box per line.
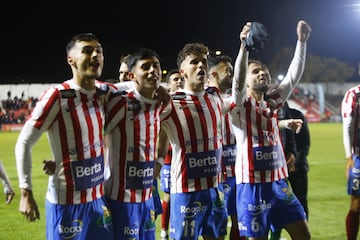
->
[104, 88, 162, 203]
[231, 41, 307, 184]
[231, 97, 288, 183]
[221, 99, 237, 180]
[16, 79, 114, 204]
[214, 91, 236, 182]
[160, 89, 223, 193]
[164, 145, 172, 165]
[341, 85, 360, 158]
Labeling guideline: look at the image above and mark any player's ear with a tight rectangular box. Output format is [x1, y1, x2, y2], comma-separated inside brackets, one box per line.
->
[67, 56, 74, 66]
[128, 72, 134, 80]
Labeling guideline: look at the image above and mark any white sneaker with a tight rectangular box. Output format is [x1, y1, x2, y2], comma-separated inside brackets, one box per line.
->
[160, 230, 168, 240]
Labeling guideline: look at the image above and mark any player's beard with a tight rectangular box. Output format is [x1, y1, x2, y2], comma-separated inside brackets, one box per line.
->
[252, 84, 269, 93]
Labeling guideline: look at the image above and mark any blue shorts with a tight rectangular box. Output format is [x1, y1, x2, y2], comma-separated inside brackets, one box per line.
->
[46, 197, 114, 240]
[107, 197, 156, 240]
[170, 188, 228, 240]
[236, 179, 306, 238]
[153, 179, 163, 217]
[348, 155, 360, 195]
[222, 176, 237, 215]
[160, 164, 171, 193]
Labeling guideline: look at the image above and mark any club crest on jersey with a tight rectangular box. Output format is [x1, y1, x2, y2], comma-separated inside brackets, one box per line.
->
[95, 84, 110, 98]
[171, 92, 186, 100]
[60, 89, 76, 98]
[127, 99, 141, 111]
[96, 205, 113, 228]
[205, 86, 218, 95]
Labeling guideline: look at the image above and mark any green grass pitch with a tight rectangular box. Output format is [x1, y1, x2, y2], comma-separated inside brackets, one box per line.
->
[0, 122, 347, 239]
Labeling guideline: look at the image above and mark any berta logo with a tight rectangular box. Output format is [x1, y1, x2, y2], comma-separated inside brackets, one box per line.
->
[71, 156, 104, 190]
[75, 162, 102, 177]
[252, 145, 283, 171]
[185, 149, 221, 179]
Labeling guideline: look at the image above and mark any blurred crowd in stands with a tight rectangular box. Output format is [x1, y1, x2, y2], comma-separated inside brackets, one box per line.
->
[288, 86, 342, 122]
[0, 91, 38, 125]
[0, 84, 344, 127]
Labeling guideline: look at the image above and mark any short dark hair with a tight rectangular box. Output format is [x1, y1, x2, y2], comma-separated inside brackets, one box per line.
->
[127, 48, 160, 71]
[176, 43, 208, 69]
[166, 69, 180, 83]
[208, 54, 232, 69]
[120, 54, 131, 64]
[66, 33, 99, 54]
[248, 59, 269, 72]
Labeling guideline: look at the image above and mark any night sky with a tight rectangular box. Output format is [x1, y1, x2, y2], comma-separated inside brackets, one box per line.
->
[1, 0, 360, 84]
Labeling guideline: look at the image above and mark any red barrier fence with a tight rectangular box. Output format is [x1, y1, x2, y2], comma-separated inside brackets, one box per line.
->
[1, 124, 24, 131]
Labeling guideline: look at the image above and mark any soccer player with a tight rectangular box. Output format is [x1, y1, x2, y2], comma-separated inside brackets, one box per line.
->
[104, 48, 166, 240]
[341, 61, 360, 240]
[0, 160, 15, 204]
[166, 68, 185, 93]
[207, 54, 245, 240]
[288, 106, 310, 219]
[15, 33, 115, 240]
[158, 42, 228, 240]
[230, 20, 311, 239]
[269, 101, 307, 240]
[159, 69, 184, 240]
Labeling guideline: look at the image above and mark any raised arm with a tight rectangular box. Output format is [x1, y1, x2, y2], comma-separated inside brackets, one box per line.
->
[232, 23, 250, 105]
[279, 20, 311, 100]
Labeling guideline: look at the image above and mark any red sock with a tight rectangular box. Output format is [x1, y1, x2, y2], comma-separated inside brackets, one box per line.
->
[346, 210, 360, 240]
[161, 201, 170, 230]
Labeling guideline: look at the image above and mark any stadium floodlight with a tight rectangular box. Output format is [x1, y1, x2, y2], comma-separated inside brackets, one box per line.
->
[277, 74, 284, 81]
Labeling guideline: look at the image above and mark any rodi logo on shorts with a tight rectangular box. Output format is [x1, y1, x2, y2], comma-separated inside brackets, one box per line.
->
[59, 219, 83, 239]
[181, 201, 208, 218]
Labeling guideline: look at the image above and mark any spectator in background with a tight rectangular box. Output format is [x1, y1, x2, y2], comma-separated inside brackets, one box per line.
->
[270, 102, 310, 240]
[0, 160, 15, 204]
[342, 60, 360, 240]
[288, 106, 310, 217]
